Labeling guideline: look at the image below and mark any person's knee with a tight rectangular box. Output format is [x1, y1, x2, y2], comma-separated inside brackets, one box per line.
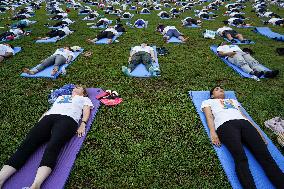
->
[0, 56, 4, 62]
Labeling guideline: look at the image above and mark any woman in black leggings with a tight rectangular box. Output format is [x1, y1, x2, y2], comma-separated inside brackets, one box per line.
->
[202, 86, 284, 189]
[0, 85, 93, 189]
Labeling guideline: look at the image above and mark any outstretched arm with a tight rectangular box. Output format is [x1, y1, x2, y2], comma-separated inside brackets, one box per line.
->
[77, 105, 91, 137]
[203, 106, 221, 147]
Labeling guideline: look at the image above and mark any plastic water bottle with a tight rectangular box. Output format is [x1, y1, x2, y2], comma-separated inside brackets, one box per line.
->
[61, 67, 66, 76]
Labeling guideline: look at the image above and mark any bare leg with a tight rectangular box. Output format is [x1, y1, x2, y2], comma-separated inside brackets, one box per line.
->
[178, 36, 188, 42]
[86, 38, 97, 44]
[22, 68, 37, 75]
[0, 165, 17, 188]
[236, 34, 244, 41]
[226, 33, 233, 40]
[30, 166, 52, 189]
[107, 39, 113, 44]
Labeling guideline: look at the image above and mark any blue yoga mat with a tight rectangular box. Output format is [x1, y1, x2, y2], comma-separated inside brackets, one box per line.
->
[13, 47, 21, 54]
[160, 17, 171, 19]
[185, 24, 201, 28]
[230, 24, 254, 28]
[140, 12, 150, 14]
[253, 27, 284, 42]
[130, 46, 160, 77]
[136, 25, 144, 29]
[188, 91, 284, 189]
[35, 35, 68, 43]
[210, 45, 270, 78]
[223, 38, 255, 44]
[20, 48, 84, 79]
[168, 37, 183, 43]
[95, 32, 123, 44]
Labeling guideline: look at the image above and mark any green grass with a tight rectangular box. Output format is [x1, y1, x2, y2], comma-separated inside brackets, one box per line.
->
[0, 2, 283, 189]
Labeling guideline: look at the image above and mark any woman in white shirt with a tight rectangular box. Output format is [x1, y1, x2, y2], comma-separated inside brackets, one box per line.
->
[23, 46, 75, 75]
[202, 86, 284, 189]
[0, 43, 14, 63]
[0, 85, 93, 189]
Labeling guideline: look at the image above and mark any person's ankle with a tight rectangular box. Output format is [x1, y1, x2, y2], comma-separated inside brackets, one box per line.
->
[30, 182, 40, 189]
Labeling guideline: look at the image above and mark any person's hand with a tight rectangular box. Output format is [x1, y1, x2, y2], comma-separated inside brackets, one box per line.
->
[77, 123, 86, 137]
[210, 131, 221, 147]
[228, 52, 236, 57]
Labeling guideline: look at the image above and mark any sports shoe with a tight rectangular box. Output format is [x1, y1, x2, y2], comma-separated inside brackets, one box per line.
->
[122, 66, 132, 77]
[149, 66, 155, 76]
[253, 71, 264, 78]
[264, 70, 279, 78]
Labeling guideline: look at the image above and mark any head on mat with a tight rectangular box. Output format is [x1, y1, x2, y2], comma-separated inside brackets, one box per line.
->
[73, 85, 88, 97]
[210, 86, 225, 99]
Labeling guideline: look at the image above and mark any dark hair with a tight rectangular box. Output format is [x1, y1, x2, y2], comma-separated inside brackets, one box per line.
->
[76, 85, 88, 97]
[9, 44, 14, 49]
[223, 21, 229, 25]
[210, 85, 222, 98]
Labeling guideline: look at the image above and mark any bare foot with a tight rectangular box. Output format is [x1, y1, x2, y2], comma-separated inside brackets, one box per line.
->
[107, 39, 112, 44]
[23, 68, 36, 75]
[51, 68, 58, 76]
[30, 182, 40, 189]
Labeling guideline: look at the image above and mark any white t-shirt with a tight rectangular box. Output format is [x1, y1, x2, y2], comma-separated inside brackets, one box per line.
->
[198, 11, 208, 17]
[105, 28, 118, 35]
[228, 17, 238, 24]
[46, 95, 93, 123]
[53, 48, 74, 60]
[217, 45, 242, 53]
[157, 11, 167, 16]
[264, 11, 273, 17]
[268, 18, 282, 25]
[132, 46, 154, 54]
[0, 44, 14, 56]
[58, 26, 72, 35]
[98, 18, 109, 22]
[9, 28, 24, 35]
[216, 26, 232, 35]
[201, 99, 246, 130]
[58, 13, 68, 17]
[62, 18, 74, 24]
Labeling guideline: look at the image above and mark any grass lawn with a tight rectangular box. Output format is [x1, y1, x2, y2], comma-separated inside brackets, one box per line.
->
[0, 1, 283, 188]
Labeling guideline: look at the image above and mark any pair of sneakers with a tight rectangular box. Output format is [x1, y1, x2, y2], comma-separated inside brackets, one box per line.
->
[122, 66, 160, 77]
[252, 70, 279, 78]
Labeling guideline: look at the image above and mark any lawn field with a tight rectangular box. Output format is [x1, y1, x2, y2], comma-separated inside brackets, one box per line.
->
[0, 1, 283, 188]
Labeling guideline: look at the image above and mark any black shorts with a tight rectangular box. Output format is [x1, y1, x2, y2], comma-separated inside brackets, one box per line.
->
[223, 30, 238, 38]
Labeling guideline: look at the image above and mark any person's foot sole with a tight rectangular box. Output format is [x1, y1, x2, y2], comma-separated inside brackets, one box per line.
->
[122, 66, 132, 77]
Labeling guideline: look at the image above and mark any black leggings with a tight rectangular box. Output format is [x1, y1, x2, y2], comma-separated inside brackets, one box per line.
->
[217, 119, 284, 189]
[96, 31, 114, 40]
[185, 18, 198, 25]
[47, 30, 66, 38]
[7, 114, 78, 170]
[53, 21, 68, 27]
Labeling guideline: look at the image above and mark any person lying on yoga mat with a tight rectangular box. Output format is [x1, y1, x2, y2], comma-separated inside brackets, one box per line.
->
[87, 26, 119, 44]
[83, 11, 99, 20]
[224, 18, 251, 27]
[23, 46, 75, 75]
[134, 19, 147, 27]
[122, 43, 158, 76]
[50, 18, 74, 27]
[181, 17, 202, 26]
[258, 11, 281, 18]
[202, 86, 284, 189]
[156, 24, 188, 42]
[228, 12, 246, 19]
[217, 26, 250, 43]
[217, 42, 279, 78]
[10, 19, 34, 28]
[95, 18, 110, 27]
[0, 28, 27, 41]
[11, 13, 32, 20]
[0, 85, 93, 189]
[37, 26, 72, 40]
[140, 8, 150, 13]
[265, 18, 284, 26]
[121, 12, 132, 18]
[157, 11, 170, 18]
[0, 43, 14, 63]
[50, 12, 68, 20]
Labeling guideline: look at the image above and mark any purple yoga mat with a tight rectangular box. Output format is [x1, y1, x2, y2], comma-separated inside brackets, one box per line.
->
[3, 88, 102, 189]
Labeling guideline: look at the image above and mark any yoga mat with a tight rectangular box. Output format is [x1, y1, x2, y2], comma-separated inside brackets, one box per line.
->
[35, 35, 68, 43]
[13, 47, 21, 54]
[121, 15, 133, 20]
[210, 45, 270, 78]
[185, 24, 201, 28]
[188, 91, 284, 189]
[168, 37, 183, 43]
[90, 20, 113, 29]
[160, 17, 171, 19]
[131, 46, 160, 77]
[95, 32, 123, 44]
[224, 38, 255, 44]
[140, 12, 150, 14]
[3, 88, 102, 189]
[253, 27, 284, 42]
[20, 48, 84, 79]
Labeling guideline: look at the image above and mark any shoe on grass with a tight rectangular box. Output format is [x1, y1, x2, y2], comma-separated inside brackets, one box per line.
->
[264, 70, 279, 78]
[122, 66, 132, 77]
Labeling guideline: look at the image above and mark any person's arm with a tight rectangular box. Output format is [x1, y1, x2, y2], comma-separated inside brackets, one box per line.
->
[203, 106, 221, 147]
[217, 50, 236, 57]
[77, 105, 91, 137]
[238, 106, 267, 145]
